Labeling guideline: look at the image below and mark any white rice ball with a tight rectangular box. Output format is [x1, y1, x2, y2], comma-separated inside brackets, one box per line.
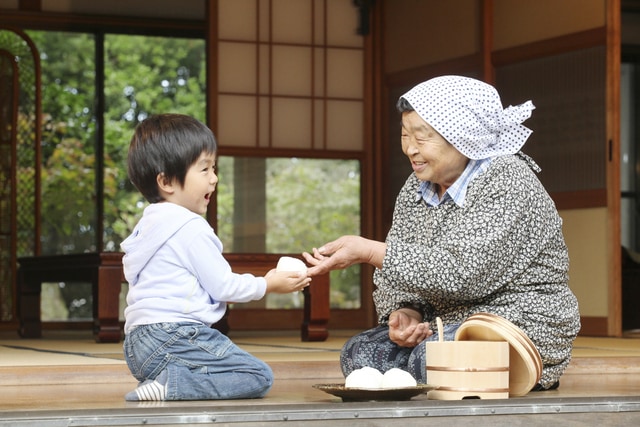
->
[344, 367, 384, 389]
[381, 368, 417, 389]
[276, 256, 307, 272]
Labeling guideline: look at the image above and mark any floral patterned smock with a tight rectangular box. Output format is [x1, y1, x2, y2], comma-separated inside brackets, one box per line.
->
[373, 152, 581, 388]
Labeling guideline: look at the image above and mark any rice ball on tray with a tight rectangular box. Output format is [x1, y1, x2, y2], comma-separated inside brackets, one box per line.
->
[344, 367, 417, 389]
[344, 367, 384, 389]
[381, 368, 417, 388]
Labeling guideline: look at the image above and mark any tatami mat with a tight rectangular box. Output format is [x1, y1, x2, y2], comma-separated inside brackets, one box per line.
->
[0, 344, 124, 366]
[572, 336, 640, 358]
[0, 330, 347, 368]
[1, 331, 639, 368]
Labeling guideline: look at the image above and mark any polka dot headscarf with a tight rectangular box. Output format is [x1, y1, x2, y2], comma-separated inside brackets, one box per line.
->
[399, 75, 535, 160]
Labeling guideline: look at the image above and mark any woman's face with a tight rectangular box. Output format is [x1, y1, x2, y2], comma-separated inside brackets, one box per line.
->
[400, 111, 469, 194]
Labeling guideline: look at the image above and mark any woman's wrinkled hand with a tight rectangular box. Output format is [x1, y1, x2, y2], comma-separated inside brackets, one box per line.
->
[388, 308, 433, 348]
[302, 235, 386, 277]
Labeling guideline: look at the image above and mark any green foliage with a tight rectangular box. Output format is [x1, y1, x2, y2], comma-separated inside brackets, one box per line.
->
[216, 157, 362, 308]
[266, 158, 360, 252]
[27, 31, 97, 254]
[40, 138, 97, 252]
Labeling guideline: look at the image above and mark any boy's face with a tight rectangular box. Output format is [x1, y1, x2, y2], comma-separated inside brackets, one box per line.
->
[164, 151, 218, 215]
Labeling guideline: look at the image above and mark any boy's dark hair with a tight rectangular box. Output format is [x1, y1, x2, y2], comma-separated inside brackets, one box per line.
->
[127, 114, 217, 203]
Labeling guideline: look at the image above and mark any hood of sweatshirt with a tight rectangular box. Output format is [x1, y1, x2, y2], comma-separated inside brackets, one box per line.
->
[121, 202, 201, 286]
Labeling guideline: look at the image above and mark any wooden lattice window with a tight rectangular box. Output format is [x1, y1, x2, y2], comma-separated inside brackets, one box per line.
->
[0, 28, 41, 322]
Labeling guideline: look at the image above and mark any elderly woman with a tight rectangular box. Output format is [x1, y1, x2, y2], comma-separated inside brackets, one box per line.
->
[303, 75, 580, 391]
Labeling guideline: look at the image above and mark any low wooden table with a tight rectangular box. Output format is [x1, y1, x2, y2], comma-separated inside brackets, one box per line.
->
[17, 252, 125, 343]
[17, 252, 329, 343]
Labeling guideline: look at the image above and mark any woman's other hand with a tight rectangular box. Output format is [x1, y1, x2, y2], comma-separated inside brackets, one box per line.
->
[388, 308, 433, 347]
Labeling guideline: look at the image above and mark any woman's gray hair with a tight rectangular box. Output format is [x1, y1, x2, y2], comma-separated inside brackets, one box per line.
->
[396, 97, 414, 113]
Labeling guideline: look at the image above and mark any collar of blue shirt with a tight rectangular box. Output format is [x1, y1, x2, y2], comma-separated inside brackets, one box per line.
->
[415, 158, 492, 207]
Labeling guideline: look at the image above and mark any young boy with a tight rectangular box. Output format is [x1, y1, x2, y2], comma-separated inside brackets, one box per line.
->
[121, 114, 311, 401]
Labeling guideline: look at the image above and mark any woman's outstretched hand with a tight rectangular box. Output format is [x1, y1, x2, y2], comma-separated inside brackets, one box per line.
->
[302, 235, 386, 276]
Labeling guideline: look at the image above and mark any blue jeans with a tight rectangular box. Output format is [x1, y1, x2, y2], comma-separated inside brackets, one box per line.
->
[123, 322, 273, 400]
[340, 323, 460, 383]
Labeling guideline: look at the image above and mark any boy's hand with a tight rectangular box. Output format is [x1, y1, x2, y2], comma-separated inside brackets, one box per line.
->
[264, 269, 311, 294]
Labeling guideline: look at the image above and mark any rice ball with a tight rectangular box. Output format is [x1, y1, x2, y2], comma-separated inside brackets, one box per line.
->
[344, 367, 384, 389]
[381, 368, 417, 388]
[276, 256, 307, 272]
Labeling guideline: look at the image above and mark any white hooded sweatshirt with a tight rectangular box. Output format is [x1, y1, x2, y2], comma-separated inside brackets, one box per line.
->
[121, 202, 266, 333]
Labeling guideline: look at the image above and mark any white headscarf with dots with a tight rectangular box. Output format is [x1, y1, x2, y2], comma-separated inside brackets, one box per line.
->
[400, 75, 535, 160]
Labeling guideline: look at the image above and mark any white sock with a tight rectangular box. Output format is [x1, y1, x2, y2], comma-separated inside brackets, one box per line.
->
[134, 380, 166, 401]
[125, 371, 168, 401]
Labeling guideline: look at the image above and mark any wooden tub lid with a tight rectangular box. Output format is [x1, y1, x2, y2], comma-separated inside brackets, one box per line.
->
[454, 313, 542, 397]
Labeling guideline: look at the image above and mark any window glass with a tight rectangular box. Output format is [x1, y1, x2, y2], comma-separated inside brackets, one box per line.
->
[27, 31, 97, 255]
[217, 156, 361, 309]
